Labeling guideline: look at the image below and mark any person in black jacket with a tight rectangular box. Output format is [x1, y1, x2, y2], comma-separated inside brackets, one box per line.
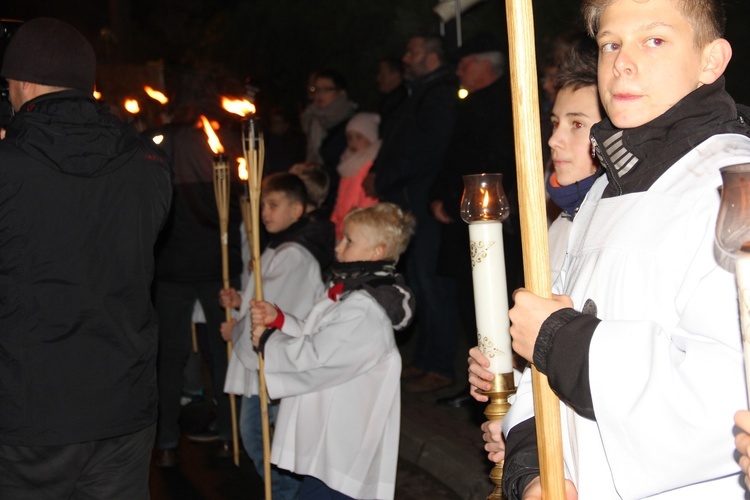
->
[365, 34, 462, 392]
[0, 18, 172, 498]
[428, 34, 522, 401]
[149, 72, 245, 467]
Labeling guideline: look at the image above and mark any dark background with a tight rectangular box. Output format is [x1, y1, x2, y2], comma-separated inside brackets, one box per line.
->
[4, 0, 750, 120]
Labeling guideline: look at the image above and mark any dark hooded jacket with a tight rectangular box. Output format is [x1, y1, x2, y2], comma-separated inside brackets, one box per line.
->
[0, 90, 172, 446]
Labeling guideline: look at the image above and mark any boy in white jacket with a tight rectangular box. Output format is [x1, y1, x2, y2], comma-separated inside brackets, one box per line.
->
[220, 172, 334, 499]
[250, 203, 415, 499]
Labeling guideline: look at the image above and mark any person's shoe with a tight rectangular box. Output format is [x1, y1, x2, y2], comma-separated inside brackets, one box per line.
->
[180, 389, 205, 407]
[400, 364, 426, 381]
[437, 390, 473, 408]
[216, 441, 232, 459]
[403, 372, 452, 393]
[155, 448, 177, 468]
[187, 419, 219, 443]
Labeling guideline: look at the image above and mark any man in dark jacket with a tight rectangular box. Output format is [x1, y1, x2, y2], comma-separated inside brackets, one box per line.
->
[364, 34, 462, 392]
[150, 79, 245, 466]
[428, 34, 522, 403]
[0, 18, 172, 498]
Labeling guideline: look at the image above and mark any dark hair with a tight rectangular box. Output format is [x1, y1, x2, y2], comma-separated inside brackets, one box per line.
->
[555, 37, 599, 91]
[413, 33, 446, 64]
[315, 69, 347, 91]
[262, 172, 309, 207]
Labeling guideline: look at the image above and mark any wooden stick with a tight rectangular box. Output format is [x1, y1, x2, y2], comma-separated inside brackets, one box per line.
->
[213, 158, 241, 467]
[244, 120, 273, 500]
[504, 0, 566, 497]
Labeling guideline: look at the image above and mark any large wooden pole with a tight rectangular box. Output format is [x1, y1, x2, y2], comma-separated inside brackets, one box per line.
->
[504, 0, 566, 497]
[244, 121, 272, 500]
[212, 156, 241, 468]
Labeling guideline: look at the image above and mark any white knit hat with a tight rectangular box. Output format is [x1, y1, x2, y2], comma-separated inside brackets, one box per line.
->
[346, 112, 380, 144]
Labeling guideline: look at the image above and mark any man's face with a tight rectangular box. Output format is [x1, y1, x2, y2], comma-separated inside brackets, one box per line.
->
[402, 37, 430, 81]
[456, 55, 489, 92]
[596, 0, 707, 129]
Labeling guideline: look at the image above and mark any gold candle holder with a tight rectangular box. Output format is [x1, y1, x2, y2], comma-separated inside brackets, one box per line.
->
[478, 372, 516, 499]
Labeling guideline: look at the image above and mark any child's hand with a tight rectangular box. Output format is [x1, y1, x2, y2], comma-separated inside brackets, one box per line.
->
[468, 346, 494, 402]
[220, 319, 237, 342]
[252, 325, 266, 349]
[219, 287, 241, 309]
[250, 300, 278, 329]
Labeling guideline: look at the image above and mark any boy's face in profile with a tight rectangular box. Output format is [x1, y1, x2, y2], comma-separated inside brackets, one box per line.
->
[549, 85, 602, 186]
[335, 222, 383, 263]
[596, 0, 707, 129]
[261, 190, 304, 234]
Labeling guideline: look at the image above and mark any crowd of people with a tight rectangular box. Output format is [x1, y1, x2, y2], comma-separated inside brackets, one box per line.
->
[3, 0, 750, 498]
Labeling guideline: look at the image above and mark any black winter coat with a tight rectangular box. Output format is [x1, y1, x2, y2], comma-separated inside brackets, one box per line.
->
[0, 90, 172, 446]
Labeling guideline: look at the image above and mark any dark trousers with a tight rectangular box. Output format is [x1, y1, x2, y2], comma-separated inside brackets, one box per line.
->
[154, 278, 240, 449]
[300, 476, 356, 499]
[0, 424, 155, 500]
[408, 216, 462, 379]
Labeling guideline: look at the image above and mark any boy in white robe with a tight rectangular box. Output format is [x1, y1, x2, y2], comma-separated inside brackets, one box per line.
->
[219, 172, 334, 499]
[250, 203, 416, 500]
[470, 0, 750, 498]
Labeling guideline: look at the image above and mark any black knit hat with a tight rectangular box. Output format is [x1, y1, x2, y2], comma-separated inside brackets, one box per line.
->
[1, 18, 96, 93]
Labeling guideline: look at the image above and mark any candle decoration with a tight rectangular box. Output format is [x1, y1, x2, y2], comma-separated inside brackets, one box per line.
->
[201, 115, 241, 467]
[461, 173, 515, 499]
[716, 163, 750, 404]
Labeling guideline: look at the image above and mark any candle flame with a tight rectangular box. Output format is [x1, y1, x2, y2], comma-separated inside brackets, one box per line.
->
[237, 157, 248, 181]
[200, 115, 224, 154]
[221, 97, 256, 117]
[481, 188, 490, 208]
[93, 89, 102, 100]
[124, 98, 140, 114]
[144, 85, 169, 104]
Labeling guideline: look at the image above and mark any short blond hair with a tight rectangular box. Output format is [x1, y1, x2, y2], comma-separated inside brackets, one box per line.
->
[344, 203, 415, 261]
[581, 0, 725, 48]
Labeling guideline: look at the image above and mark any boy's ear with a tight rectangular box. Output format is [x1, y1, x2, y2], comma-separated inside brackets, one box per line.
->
[699, 38, 732, 86]
[292, 201, 305, 220]
[372, 243, 386, 261]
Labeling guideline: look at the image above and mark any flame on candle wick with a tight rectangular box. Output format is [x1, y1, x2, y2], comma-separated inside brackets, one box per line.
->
[144, 85, 169, 104]
[200, 115, 224, 155]
[124, 98, 140, 114]
[237, 158, 248, 181]
[93, 89, 102, 100]
[222, 97, 256, 117]
[482, 188, 490, 208]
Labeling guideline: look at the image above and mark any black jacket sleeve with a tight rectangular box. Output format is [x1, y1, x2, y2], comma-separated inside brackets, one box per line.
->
[533, 307, 600, 420]
[503, 417, 540, 499]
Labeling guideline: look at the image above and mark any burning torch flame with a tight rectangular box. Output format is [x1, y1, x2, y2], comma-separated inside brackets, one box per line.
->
[124, 99, 140, 114]
[200, 115, 224, 155]
[144, 85, 169, 105]
[237, 158, 248, 181]
[221, 97, 256, 117]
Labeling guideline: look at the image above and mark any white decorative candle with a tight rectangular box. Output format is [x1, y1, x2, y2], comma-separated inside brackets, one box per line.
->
[469, 220, 513, 375]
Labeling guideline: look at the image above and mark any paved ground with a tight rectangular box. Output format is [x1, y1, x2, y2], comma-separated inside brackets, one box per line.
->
[149, 326, 495, 499]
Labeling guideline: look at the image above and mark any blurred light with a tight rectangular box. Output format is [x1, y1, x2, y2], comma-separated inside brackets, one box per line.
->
[458, 88, 469, 99]
[152, 134, 164, 145]
[124, 99, 140, 114]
